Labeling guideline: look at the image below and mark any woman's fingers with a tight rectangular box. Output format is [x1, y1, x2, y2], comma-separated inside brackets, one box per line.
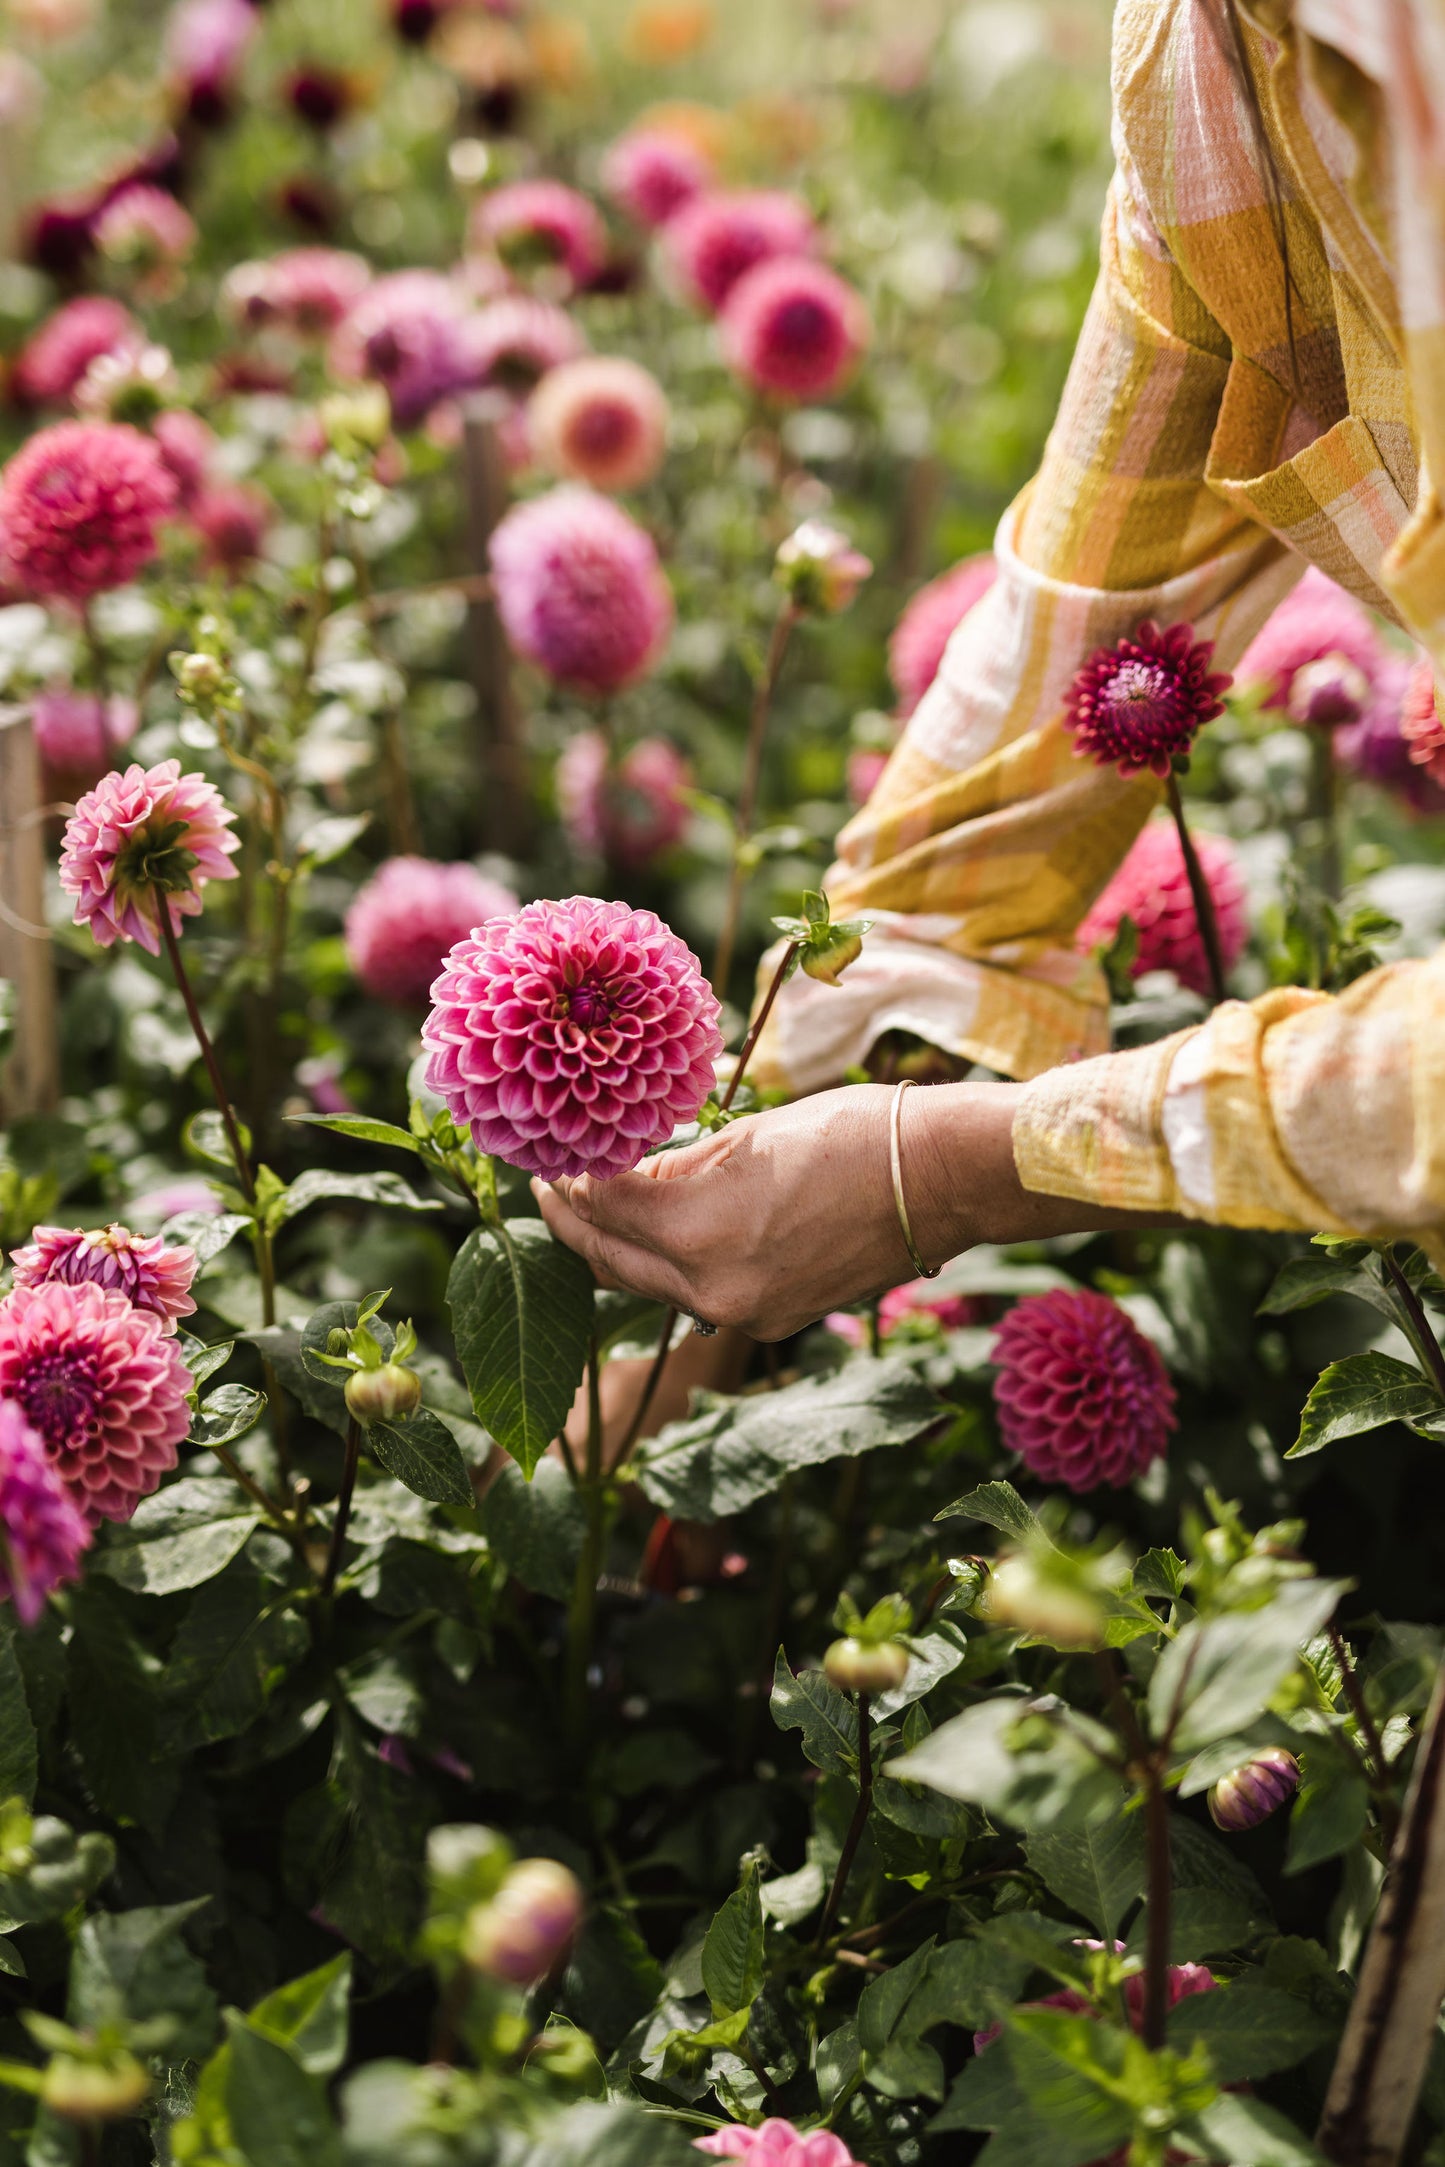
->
[533, 1176, 697, 1311]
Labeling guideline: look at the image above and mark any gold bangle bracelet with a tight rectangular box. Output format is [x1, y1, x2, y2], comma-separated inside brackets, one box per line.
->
[890, 1078, 940, 1280]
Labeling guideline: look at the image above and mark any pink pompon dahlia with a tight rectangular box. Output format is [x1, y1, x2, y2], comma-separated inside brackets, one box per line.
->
[601, 126, 714, 230]
[223, 246, 371, 335]
[0, 1398, 91, 1626]
[471, 179, 608, 292]
[190, 480, 271, 573]
[490, 486, 673, 694]
[0, 1281, 192, 1525]
[827, 1279, 980, 1348]
[556, 730, 691, 868]
[93, 183, 196, 270]
[1075, 819, 1248, 997]
[1400, 656, 1445, 786]
[992, 1288, 1177, 1492]
[889, 553, 997, 716]
[465, 296, 589, 395]
[345, 855, 519, 1006]
[12, 297, 141, 408]
[1064, 620, 1230, 779]
[664, 189, 818, 313]
[696, 2122, 860, 2167]
[0, 421, 177, 605]
[32, 686, 138, 798]
[329, 271, 481, 431]
[59, 757, 240, 955]
[422, 896, 722, 1181]
[720, 256, 869, 403]
[10, 1223, 198, 1330]
[1236, 566, 1385, 726]
[529, 356, 669, 492]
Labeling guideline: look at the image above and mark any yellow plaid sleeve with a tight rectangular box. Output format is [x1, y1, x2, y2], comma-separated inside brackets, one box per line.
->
[1014, 951, 1445, 1267]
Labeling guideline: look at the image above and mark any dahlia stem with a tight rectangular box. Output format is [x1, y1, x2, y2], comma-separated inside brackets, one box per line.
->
[1381, 1246, 1445, 1402]
[320, 1416, 363, 1600]
[155, 894, 255, 1204]
[1163, 772, 1228, 1007]
[1329, 1621, 1400, 1853]
[718, 940, 799, 1115]
[712, 602, 798, 1000]
[349, 541, 420, 856]
[211, 1442, 307, 1560]
[1310, 728, 1342, 902]
[564, 1337, 607, 1746]
[815, 1692, 874, 1948]
[1096, 1649, 1171, 2049]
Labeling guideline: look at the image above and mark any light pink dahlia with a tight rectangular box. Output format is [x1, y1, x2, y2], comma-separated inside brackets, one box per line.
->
[696, 2122, 860, 2167]
[529, 356, 669, 492]
[991, 1288, 1176, 1492]
[1236, 567, 1385, 726]
[32, 686, 138, 798]
[664, 190, 818, 313]
[164, 0, 256, 116]
[12, 297, 141, 408]
[0, 421, 177, 605]
[93, 183, 196, 270]
[556, 730, 691, 868]
[59, 757, 240, 955]
[150, 407, 216, 506]
[889, 554, 997, 717]
[1064, 621, 1230, 780]
[0, 1398, 91, 1626]
[720, 256, 869, 402]
[10, 1223, 197, 1330]
[464, 296, 588, 395]
[490, 487, 673, 694]
[471, 179, 608, 292]
[127, 1176, 224, 1227]
[0, 1280, 192, 1525]
[1075, 820, 1248, 997]
[601, 127, 714, 230]
[329, 272, 481, 431]
[827, 1279, 980, 1347]
[224, 246, 371, 335]
[345, 855, 519, 1006]
[422, 896, 722, 1180]
[1401, 657, 1445, 786]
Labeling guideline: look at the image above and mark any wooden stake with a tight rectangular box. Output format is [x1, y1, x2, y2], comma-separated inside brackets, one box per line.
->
[461, 398, 530, 854]
[0, 708, 59, 1120]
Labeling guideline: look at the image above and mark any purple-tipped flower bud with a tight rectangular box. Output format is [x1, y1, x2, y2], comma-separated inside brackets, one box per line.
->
[344, 1363, 422, 1427]
[1285, 653, 1371, 729]
[823, 1636, 909, 1695]
[774, 520, 872, 615]
[461, 1857, 585, 1985]
[1208, 1746, 1300, 1832]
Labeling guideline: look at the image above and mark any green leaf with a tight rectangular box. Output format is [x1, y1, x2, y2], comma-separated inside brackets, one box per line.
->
[865, 2035, 946, 2100]
[0, 1935, 22, 1978]
[247, 1955, 351, 2077]
[0, 1822, 113, 1927]
[67, 1585, 179, 1834]
[287, 1115, 422, 1157]
[367, 1409, 473, 1509]
[190, 1382, 268, 1453]
[1149, 1578, 1349, 1752]
[269, 1169, 442, 1226]
[448, 1221, 595, 1479]
[858, 1935, 936, 2055]
[70, 1900, 217, 2064]
[885, 1696, 1123, 1833]
[90, 1479, 262, 1596]
[635, 1356, 939, 1522]
[1134, 1549, 1187, 1602]
[935, 1480, 1044, 1542]
[479, 1457, 585, 1601]
[1167, 1981, 1332, 2084]
[700, 1863, 764, 2018]
[166, 1212, 252, 1268]
[0, 1626, 36, 1807]
[178, 1334, 238, 1388]
[1287, 1353, 1440, 1457]
[871, 1623, 969, 1719]
[1286, 1746, 1370, 1875]
[1259, 1250, 1392, 1317]
[186, 1109, 251, 1172]
[159, 1563, 308, 1754]
[224, 2014, 342, 2167]
[1175, 2090, 1329, 2163]
[770, 1651, 858, 1776]
[1027, 1813, 1147, 1942]
[296, 812, 370, 866]
[1163, 1887, 1260, 1959]
[933, 2014, 1135, 2166]
[906, 1939, 1032, 2036]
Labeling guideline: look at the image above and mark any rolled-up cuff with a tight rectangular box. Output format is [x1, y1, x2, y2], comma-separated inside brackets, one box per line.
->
[1011, 1032, 1193, 1217]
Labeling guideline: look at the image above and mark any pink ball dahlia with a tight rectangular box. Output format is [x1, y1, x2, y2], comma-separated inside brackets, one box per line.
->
[889, 553, 997, 716]
[490, 486, 673, 694]
[224, 246, 371, 335]
[191, 480, 271, 573]
[664, 189, 818, 313]
[696, 2122, 860, 2167]
[556, 730, 691, 868]
[827, 1279, 980, 1348]
[32, 687, 138, 798]
[93, 183, 196, 270]
[720, 256, 869, 403]
[0, 1398, 91, 1627]
[529, 356, 669, 492]
[10, 1223, 197, 1330]
[1063, 620, 1230, 779]
[59, 757, 240, 955]
[422, 896, 722, 1180]
[0, 421, 177, 605]
[1236, 566, 1385, 726]
[471, 179, 608, 291]
[12, 297, 141, 408]
[0, 1280, 192, 1525]
[1075, 820, 1248, 997]
[601, 126, 714, 230]
[329, 272, 481, 431]
[345, 855, 519, 1006]
[465, 296, 588, 395]
[150, 407, 216, 506]
[991, 1288, 1177, 1492]
[1400, 656, 1445, 787]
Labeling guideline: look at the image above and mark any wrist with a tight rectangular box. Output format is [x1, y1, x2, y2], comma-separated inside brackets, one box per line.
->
[897, 1079, 1025, 1265]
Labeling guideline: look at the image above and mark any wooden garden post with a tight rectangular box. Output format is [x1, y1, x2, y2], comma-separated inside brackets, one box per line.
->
[462, 393, 530, 855]
[0, 707, 60, 1119]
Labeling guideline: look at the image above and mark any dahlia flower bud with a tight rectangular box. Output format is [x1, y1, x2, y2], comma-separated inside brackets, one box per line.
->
[721, 257, 870, 403]
[59, 758, 240, 954]
[41, 2052, 150, 2123]
[320, 385, 392, 458]
[981, 1554, 1106, 1649]
[696, 2122, 862, 2165]
[489, 488, 673, 694]
[9, 1223, 197, 1329]
[462, 1857, 584, 1984]
[528, 357, 669, 493]
[1064, 621, 1231, 779]
[823, 1636, 909, 1695]
[173, 650, 231, 707]
[0, 1399, 91, 1627]
[1075, 820, 1249, 999]
[0, 421, 177, 605]
[889, 554, 997, 716]
[601, 127, 713, 230]
[422, 896, 722, 1181]
[1285, 653, 1372, 729]
[991, 1289, 1177, 1493]
[1208, 1747, 1300, 1832]
[774, 521, 872, 614]
[345, 1363, 423, 1427]
[345, 856, 519, 1007]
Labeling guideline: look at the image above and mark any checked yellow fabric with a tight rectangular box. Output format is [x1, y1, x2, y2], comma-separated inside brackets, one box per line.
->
[753, 0, 1445, 1256]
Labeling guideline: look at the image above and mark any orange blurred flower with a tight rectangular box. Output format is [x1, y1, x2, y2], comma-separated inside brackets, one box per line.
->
[624, 0, 714, 65]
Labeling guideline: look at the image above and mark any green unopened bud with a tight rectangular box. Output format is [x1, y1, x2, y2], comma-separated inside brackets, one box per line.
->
[823, 1636, 909, 1695]
[981, 1554, 1105, 1650]
[42, 2053, 150, 2123]
[462, 1858, 585, 1986]
[774, 521, 872, 614]
[320, 386, 391, 456]
[345, 1363, 422, 1426]
[172, 651, 231, 712]
[800, 927, 865, 985]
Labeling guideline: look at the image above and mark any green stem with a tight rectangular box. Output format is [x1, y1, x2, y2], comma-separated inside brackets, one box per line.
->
[564, 1339, 607, 1744]
[718, 941, 799, 1115]
[156, 896, 255, 1202]
[712, 604, 797, 1000]
[1310, 728, 1342, 902]
[1164, 771, 1227, 1007]
[320, 1418, 363, 1600]
[1381, 1247, 1445, 1401]
[815, 1692, 873, 1947]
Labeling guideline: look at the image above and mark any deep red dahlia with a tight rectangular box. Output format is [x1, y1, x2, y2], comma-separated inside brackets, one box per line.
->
[1063, 620, 1230, 779]
[991, 1288, 1176, 1491]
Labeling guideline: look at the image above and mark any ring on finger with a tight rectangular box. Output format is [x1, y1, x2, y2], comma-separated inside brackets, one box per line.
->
[688, 1313, 718, 1338]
